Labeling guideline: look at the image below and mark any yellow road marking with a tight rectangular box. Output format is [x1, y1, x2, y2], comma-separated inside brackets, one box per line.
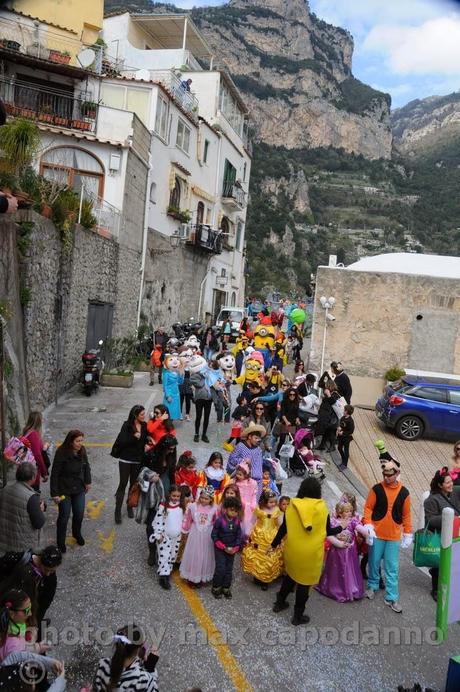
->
[97, 528, 115, 553]
[172, 572, 253, 692]
[86, 500, 106, 519]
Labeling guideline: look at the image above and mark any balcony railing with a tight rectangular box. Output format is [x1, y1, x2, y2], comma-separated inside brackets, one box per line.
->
[0, 78, 98, 134]
[150, 69, 199, 123]
[186, 224, 222, 254]
[222, 180, 246, 209]
[78, 187, 122, 241]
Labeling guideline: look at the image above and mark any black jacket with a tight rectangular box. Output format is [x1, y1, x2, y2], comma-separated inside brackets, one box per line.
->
[424, 487, 460, 531]
[316, 391, 340, 435]
[50, 446, 91, 496]
[114, 420, 147, 463]
[335, 371, 352, 404]
[339, 415, 355, 439]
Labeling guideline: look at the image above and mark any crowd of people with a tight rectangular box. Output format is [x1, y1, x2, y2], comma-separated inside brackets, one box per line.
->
[0, 300, 459, 690]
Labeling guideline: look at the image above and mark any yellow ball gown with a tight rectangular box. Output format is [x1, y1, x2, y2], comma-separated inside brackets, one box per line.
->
[241, 507, 284, 583]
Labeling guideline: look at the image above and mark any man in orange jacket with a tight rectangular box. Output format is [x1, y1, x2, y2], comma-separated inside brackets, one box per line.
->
[363, 459, 412, 613]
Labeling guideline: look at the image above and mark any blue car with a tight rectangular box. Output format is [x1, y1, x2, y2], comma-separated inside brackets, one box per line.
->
[375, 376, 460, 440]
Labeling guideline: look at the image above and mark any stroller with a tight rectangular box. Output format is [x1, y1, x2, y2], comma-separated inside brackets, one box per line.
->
[282, 428, 325, 480]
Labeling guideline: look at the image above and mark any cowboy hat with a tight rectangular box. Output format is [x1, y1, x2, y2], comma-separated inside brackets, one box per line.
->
[241, 421, 266, 438]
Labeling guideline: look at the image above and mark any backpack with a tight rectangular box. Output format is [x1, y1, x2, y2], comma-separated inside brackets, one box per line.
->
[0, 549, 32, 583]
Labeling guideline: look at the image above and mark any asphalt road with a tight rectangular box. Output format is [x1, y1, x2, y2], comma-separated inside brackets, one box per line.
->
[40, 374, 460, 692]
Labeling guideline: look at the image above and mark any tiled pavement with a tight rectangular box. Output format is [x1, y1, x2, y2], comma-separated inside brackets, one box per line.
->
[349, 407, 454, 524]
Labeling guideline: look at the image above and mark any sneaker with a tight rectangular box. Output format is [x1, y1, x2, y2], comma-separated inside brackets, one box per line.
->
[223, 442, 234, 452]
[291, 614, 310, 626]
[194, 434, 200, 443]
[185, 415, 191, 421]
[384, 599, 402, 613]
[222, 588, 232, 599]
[365, 589, 375, 600]
[272, 601, 289, 613]
[202, 435, 210, 443]
[212, 587, 223, 599]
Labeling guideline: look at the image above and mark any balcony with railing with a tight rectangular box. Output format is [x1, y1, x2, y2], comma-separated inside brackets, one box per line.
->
[78, 188, 122, 241]
[222, 180, 246, 210]
[133, 69, 199, 123]
[0, 77, 98, 134]
[186, 224, 222, 254]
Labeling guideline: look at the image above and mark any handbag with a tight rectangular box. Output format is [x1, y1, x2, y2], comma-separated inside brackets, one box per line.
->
[127, 482, 141, 509]
[110, 437, 121, 459]
[3, 437, 36, 466]
[412, 523, 441, 568]
[332, 397, 346, 421]
[279, 442, 295, 459]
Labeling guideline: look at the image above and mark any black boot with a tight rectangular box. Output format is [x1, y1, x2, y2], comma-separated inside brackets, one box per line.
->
[272, 599, 289, 613]
[114, 509, 122, 524]
[127, 506, 134, 519]
[291, 610, 310, 626]
[159, 576, 171, 590]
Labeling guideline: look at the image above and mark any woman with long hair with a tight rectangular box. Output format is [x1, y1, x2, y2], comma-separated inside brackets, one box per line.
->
[50, 430, 91, 553]
[315, 382, 341, 452]
[22, 411, 49, 490]
[146, 404, 176, 447]
[276, 387, 300, 454]
[93, 623, 159, 691]
[112, 405, 148, 525]
[243, 401, 271, 452]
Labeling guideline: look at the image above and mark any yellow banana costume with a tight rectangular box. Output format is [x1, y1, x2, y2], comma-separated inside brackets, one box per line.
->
[283, 498, 329, 585]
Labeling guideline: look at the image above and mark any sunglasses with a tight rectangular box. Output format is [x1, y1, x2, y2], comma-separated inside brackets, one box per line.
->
[255, 406, 264, 410]
[289, 393, 296, 397]
[281, 383, 289, 388]
[13, 606, 32, 616]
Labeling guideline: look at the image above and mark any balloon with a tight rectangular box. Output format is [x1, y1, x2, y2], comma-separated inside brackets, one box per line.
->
[290, 308, 306, 324]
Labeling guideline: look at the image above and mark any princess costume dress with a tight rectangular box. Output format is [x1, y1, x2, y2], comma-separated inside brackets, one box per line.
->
[241, 506, 284, 583]
[180, 502, 218, 584]
[236, 477, 258, 536]
[315, 515, 364, 602]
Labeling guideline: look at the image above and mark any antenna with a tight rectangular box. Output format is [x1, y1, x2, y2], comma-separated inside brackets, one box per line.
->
[77, 48, 96, 68]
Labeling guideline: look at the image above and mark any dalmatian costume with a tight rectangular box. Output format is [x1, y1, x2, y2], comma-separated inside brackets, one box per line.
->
[150, 500, 184, 576]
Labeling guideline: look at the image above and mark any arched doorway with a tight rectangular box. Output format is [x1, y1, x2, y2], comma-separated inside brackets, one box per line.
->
[231, 291, 236, 307]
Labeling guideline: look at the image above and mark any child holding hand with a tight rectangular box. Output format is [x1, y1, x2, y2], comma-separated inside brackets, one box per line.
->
[211, 497, 244, 599]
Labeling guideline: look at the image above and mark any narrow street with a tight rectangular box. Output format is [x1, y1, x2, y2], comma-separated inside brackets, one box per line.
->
[41, 374, 460, 692]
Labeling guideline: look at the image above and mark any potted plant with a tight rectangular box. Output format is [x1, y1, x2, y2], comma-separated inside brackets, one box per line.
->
[79, 198, 97, 230]
[38, 104, 53, 124]
[49, 48, 71, 64]
[0, 119, 41, 180]
[167, 205, 191, 223]
[36, 177, 62, 218]
[384, 366, 406, 386]
[54, 114, 70, 127]
[101, 337, 135, 388]
[80, 101, 97, 119]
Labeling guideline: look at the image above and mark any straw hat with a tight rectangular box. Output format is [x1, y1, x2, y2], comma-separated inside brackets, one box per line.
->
[240, 421, 267, 439]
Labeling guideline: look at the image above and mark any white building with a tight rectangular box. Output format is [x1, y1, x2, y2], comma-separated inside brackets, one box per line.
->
[102, 11, 252, 324]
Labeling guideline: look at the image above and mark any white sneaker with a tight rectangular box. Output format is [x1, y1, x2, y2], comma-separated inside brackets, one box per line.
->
[384, 599, 402, 613]
[365, 588, 375, 600]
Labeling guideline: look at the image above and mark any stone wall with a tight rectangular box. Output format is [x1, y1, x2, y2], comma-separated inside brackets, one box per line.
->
[310, 267, 460, 379]
[141, 229, 210, 328]
[1, 211, 143, 419]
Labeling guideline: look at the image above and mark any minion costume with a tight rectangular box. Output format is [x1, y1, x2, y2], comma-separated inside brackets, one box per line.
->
[253, 323, 276, 369]
[235, 351, 265, 388]
[272, 496, 335, 625]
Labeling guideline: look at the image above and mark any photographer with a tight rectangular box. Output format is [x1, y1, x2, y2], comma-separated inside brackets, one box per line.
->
[0, 462, 46, 555]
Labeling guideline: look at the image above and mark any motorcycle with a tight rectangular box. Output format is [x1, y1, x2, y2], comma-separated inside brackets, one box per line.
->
[80, 340, 104, 396]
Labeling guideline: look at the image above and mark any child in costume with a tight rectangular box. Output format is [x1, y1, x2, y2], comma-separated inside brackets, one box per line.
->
[150, 485, 184, 590]
[279, 495, 290, 514]
[316, 500, 367, 603]
[234, 461, 258, 537]
[218, 483, 243, 518]
[175, 451, 201, 499]
[241, 489, 284, 590]
[199, 452, 230, 502]
[175, 486, 192, 567]
[223, 394, 251, 452]
[136, 466, 165, 566]
[211, 496, 244, 599]
[262, 460, 281, 496]
[180, 485, 218, 587]
[150, 344, 163, 386]
[294, 429, 325, 476]
[162, 354, 183, 421]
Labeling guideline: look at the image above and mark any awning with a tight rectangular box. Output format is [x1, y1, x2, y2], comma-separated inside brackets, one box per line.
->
[131, 14, 213, 59]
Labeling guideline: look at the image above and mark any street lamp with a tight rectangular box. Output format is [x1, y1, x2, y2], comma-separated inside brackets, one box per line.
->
[169, 233, 180, 249]
[319, 295, 335, 376]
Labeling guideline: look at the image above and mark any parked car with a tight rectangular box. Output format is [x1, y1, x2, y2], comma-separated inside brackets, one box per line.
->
[375, 376, 460, 440]
[215, 307, 247, 342]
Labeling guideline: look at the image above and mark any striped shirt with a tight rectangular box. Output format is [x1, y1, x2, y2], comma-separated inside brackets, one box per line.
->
[93, 657, 159, 692]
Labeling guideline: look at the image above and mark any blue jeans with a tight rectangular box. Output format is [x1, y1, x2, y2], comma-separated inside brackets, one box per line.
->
[56, 492, 86, 547]
[213, 548, 235, 589]
[368, 537, 401, 602]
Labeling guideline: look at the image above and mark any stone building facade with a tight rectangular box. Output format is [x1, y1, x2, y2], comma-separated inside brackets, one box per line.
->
[310, 259, 460, 406]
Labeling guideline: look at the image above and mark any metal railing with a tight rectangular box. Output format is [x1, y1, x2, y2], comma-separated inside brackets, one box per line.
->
[0, 12, 103, 73]
[187, 224, 222, 254]
[222, 180, 246, 207]
[150, 69, 199, 122]
[78, 187, 122, 241]
[0, 77, 98, 133]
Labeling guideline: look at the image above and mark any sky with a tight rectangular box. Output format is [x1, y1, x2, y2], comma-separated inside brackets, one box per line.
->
[175, 0, 460, 109]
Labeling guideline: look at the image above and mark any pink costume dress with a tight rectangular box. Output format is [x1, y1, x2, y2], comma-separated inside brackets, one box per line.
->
[236, 478, 258, 537]
[315, 515, 364, 602]
[180, 503, 217, 584]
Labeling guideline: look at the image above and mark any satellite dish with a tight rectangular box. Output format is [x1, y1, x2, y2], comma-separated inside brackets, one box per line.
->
[77, 48, 96, 68]
[134, 68, 150, 81]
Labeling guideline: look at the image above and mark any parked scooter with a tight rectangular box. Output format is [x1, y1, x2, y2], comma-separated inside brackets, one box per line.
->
[80, 340, 104, 396]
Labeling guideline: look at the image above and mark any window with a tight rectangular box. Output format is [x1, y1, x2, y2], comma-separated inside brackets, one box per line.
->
[219, 82, 243, 136]
[203, 139, 210, 163]
[149, 182, 157, 204]
[155, 96, 169, 141]
[243, 162, 247, 181]
[40, 146, 104, 197]
[223, 159, 237, 196]
[411, 387, 447, 403]
[231, 292, 236, 307]
[196, 201, 204, 226]
[169, 177, 181, 209]
[176, 119, 191, 154]
[101, 84, 150, 125]
[449, 390, 460, 406]
[236, 221, 244, 251]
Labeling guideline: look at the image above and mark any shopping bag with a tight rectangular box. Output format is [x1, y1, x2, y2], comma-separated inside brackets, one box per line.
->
[412, 525, 441, 568]
[3, 437, 36, 465]
[279, 443, 295, 459]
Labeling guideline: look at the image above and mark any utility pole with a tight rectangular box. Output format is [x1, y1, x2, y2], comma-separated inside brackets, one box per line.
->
[0, 315, 6, 488]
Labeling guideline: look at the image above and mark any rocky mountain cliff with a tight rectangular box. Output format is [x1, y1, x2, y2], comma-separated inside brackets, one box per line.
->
[192, 0, 392, 160]
[392, 91, 460, 159]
